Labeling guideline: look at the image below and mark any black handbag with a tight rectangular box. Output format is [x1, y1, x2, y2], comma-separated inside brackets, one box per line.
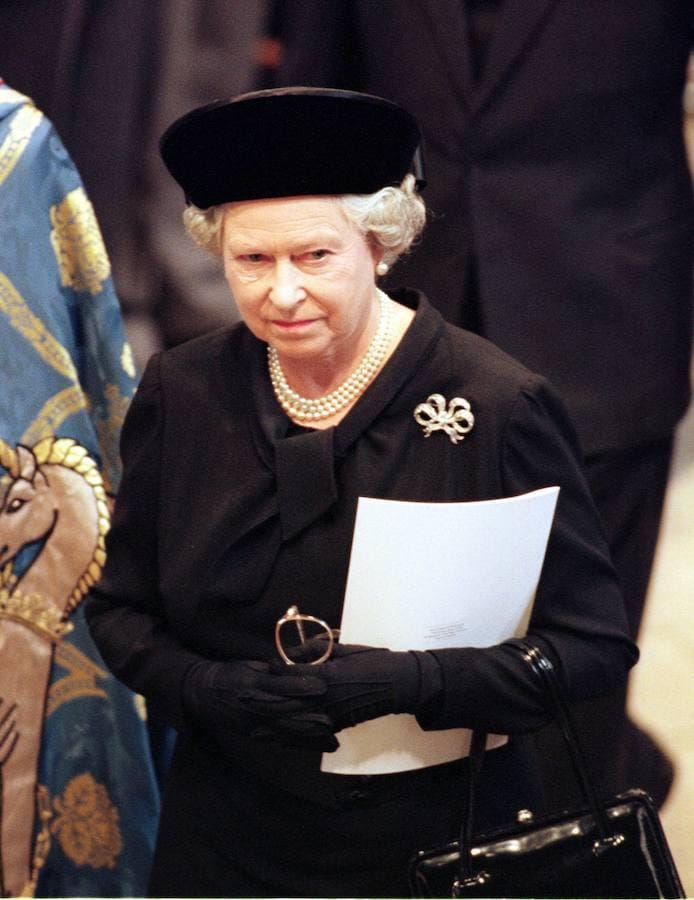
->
[409, 643, 685, 898]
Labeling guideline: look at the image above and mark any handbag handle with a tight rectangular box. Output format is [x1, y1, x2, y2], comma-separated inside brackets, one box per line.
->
[455, 641, 625, 892]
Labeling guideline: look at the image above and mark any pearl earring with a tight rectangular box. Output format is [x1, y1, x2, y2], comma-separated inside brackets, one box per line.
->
[376, 261, 389, 276]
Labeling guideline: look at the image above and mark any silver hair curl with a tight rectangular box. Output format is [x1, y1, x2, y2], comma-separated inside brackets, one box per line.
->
[181, 174, 426, 266]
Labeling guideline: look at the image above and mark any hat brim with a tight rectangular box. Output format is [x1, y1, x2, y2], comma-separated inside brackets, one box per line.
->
[160, 87, 422, 208]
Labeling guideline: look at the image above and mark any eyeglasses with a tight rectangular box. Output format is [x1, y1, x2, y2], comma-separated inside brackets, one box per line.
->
[274, 605, 336, 665]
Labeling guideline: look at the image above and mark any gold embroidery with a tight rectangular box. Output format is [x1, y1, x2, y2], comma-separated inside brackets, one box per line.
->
[20, 785, 53, 898]
[0, 435, 109, 897]
[95, 384, 131, 495]
[103, 383, 131, 433]
[32, 437, 110, 611]
[0, 273, 79, 381]
[0, 103, 43, 188]
[0, 437, 110, 625]
[0, 589, 74, 642]
[20, 386, 87, 449]
[48, 642, 108, 716]
[120, 342, 136, 380]
[49, 188, 111, 296]
[50, 773, 123, 869]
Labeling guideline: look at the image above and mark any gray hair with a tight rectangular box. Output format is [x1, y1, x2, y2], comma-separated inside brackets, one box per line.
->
[182, 174, 426, 266]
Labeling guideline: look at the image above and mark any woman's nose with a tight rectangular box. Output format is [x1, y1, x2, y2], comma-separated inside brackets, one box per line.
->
[269, 261, 306, 309]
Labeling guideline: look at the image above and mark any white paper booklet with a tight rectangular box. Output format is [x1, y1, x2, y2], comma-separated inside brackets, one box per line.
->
[320, 486, 560, 775]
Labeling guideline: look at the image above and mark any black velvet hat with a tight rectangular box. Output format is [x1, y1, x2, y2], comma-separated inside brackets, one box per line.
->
[159, 87, 424, 208]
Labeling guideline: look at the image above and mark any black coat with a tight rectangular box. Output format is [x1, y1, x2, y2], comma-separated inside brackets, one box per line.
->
[273, 0, 694, 456]
[87, 293, 636, 897]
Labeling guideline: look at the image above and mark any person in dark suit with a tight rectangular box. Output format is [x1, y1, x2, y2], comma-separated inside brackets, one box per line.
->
[85, 87, 636, 897]
[266, 0, 694, 808]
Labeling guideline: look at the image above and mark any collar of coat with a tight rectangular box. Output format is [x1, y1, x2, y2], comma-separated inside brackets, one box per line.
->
[250, 289, 443, 541]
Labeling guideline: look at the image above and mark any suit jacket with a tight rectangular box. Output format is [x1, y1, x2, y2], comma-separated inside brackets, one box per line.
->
[273, 0, 694, 456]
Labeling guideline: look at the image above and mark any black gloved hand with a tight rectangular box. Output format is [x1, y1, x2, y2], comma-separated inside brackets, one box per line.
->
[249, 712, 340, 753]
[182, 658, 338, 751]
[272, 640, 443, 732]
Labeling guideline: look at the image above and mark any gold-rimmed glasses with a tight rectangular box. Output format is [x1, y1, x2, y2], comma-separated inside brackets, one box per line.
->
[274, 605, 336, 665]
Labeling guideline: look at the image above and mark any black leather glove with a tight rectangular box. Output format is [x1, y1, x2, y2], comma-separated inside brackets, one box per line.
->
[273, 640, 444, 732]
[249, 711, 340, 753]
[182, 658, 338, 751]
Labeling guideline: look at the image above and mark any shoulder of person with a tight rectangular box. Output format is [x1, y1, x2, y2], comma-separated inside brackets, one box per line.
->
[439, 315, 544, 400]
[158, 320, 253, 372]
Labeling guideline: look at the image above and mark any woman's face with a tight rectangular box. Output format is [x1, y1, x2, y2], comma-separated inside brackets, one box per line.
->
[221, 196, 383, 370]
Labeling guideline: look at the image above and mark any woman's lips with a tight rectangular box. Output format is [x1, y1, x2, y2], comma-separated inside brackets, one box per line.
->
[271, 318, 318, 331]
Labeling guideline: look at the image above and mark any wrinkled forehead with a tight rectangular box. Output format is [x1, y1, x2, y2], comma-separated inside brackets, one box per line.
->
[221, 195, 360, 249]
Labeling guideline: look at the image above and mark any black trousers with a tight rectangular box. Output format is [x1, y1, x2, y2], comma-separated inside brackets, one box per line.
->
[536, 435, 674, 809]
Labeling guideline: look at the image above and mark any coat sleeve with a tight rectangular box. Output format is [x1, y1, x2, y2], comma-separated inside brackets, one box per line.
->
[85, 354, 204, 729]
[418, 375, 638, 734]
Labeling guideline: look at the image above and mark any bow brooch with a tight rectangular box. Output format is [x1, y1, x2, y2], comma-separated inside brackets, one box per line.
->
[413, 393, 475, 444]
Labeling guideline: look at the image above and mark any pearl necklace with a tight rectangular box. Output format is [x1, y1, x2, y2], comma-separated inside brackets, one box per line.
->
[267, 289, 392, 422]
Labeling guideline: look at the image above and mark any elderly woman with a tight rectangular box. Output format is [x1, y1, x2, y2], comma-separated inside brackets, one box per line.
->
[86, 88, 637, 899]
